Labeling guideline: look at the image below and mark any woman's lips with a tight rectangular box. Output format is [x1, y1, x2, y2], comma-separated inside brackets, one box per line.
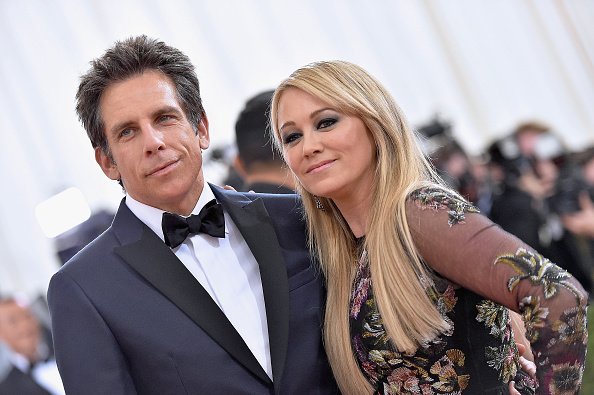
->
[307, 159, 335, 174]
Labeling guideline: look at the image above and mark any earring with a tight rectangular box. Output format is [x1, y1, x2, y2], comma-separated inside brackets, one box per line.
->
[314, 196, 325, 211]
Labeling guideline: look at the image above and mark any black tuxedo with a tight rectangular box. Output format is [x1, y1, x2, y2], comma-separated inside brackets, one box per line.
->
[242, 182, 295, 195]
[0, 367, 51, 395]
[48, 185, 337, 394]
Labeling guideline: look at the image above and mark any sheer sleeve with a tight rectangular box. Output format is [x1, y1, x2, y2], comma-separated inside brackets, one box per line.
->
[407, 187, 589, 394]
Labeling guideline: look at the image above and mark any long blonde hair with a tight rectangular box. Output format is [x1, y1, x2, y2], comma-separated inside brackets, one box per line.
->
[270, 61, 451, 394]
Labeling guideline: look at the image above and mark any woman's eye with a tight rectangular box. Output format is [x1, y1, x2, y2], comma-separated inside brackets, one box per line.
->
[282, 132, 301, 145]
[317, 118, 337, 129]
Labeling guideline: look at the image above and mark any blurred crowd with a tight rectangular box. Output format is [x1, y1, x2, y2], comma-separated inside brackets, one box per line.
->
[422, 119, 594, 296]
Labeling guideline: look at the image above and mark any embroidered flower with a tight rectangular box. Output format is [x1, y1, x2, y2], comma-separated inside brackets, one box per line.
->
[362, 299, 390, 346]
[485, 343, 519, 382]
[438, 285, 458, 313]
[551, 305, 588, 346]
[386, 367, 422, 394]
[476, 300, 509, 338]
[351, 250, 371, 319]
[429, 349, 469, 393]
[549, 362, 583, 394]
[409, 187, 479, 226]
[519, 296, 549, 343]
[351, 275, 371, 319]
[475, 300, 521, 383]
[494, 248, 583, 300]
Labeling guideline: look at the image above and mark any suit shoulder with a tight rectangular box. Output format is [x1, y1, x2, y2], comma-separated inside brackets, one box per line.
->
[258, 193, 303, 213]
[57, 227, 119, 275]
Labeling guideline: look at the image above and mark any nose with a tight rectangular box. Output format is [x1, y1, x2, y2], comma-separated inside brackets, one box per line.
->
[142, 125, 165, 154]
[302, 131, 322, 157]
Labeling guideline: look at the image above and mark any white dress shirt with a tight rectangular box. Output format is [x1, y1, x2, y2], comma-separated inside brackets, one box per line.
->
[125, 184, 272, 379]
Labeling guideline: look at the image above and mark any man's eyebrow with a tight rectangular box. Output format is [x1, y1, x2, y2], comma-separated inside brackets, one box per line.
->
[108, 121, 134, 137]
[152, 106, 183, 118]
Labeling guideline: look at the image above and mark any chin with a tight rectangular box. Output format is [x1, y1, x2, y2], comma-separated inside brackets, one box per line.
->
[311, 191, 336, 201]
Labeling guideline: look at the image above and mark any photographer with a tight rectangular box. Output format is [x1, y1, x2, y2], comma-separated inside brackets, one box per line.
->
[418, 118, 483, 207]
[489, 122, 558, 252]
[490, 122, 593, 294]
[551, 147, 594, 294]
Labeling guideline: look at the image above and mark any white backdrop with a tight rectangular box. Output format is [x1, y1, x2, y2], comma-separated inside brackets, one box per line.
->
[0, 0, 593, 297]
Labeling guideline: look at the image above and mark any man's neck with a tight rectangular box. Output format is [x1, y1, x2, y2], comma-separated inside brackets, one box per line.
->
[243, 169, 295, 191]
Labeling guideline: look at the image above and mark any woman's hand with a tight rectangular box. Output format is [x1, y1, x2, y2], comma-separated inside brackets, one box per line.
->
[509, 343, 537, 395]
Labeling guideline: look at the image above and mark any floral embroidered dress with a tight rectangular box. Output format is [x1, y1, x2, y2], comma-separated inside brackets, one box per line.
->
[350, 188, 588, 395]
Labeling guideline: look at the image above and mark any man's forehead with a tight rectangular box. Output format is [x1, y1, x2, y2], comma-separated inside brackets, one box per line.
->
[101, 70, 174, 101]
[99, 71, 181, 127]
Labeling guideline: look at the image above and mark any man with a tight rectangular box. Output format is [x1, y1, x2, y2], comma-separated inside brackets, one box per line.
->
[233, 90, 295, 193]
[0, 298, 61, 394]
[47, 36, 336, 394]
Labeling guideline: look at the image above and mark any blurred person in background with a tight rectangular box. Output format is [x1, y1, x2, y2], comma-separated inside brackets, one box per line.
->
[233, 90, 295, 193]
[489, 122, 561, 254]
[419, 118, 498, 215]
[560, 147, 594, 240]
[0, 297, 63, 394]
[551, 146, 594, 295]
[489, 121, 594, 294]
[431, 141, 478, 203]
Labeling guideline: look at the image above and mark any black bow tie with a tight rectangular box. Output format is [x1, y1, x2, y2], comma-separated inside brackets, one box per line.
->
[162, 199, 225, 248]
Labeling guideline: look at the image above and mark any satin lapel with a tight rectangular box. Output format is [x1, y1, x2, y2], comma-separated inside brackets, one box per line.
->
[213, 187, 290, 392]
[114, 220, 270, 384]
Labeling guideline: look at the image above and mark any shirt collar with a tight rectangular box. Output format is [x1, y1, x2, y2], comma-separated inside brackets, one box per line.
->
[125, 183, 217, 242]
[1, 344, 30, 373]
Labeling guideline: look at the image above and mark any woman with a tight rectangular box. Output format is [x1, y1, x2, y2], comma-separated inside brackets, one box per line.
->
[270, 61, 587, 394]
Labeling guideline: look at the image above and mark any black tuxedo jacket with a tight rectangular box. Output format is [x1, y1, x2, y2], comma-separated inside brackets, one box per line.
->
[0, 367, 51, 395]
[48, 185, 337, 394]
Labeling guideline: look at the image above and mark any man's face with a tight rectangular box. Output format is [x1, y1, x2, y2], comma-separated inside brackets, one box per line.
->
[0, 301, 40, 362]
[96, 70, 210, 215]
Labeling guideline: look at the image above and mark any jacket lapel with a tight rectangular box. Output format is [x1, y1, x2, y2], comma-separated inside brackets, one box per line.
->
[111, 199, 270, 384]
[212, 186, 290, 393]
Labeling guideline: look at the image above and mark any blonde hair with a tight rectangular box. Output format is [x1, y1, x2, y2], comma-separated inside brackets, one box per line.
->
[270, 61, 451, 394]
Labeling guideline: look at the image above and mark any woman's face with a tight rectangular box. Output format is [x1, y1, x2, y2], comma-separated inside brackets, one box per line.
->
[276, 87, 376, 205]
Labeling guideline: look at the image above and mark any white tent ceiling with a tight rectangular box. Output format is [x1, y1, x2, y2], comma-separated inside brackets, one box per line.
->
[0, 0, 593, 297]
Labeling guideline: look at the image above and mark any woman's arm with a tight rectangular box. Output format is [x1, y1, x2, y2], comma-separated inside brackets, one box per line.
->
[407, 187, 588, 394]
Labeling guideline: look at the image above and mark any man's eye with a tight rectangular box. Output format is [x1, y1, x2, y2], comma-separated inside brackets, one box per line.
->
[159, 114, 175, 123]
[119, 128, 133, 138]
[282, 132, 301, 145]
[317, 118, 337, 129]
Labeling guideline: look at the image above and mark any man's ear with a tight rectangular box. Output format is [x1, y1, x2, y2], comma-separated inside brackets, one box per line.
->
[197, 114, 210, 150]
[95, 147, 121, 181]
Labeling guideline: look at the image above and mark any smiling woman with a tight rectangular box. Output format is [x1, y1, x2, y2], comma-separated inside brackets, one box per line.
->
[270, 60, 588, 395]
[276, 87, 376, 234]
